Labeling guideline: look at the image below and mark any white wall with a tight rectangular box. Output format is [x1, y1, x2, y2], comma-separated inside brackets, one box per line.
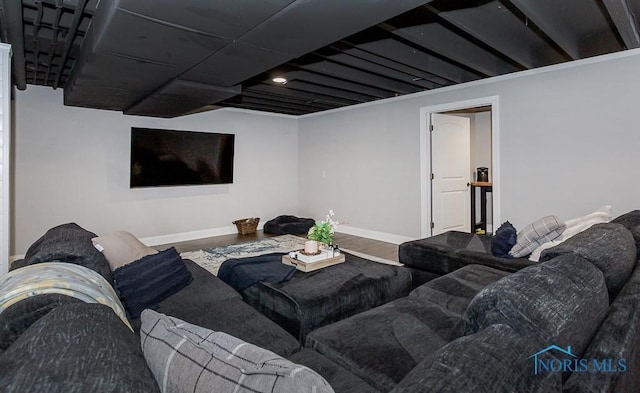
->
[12, 86, 299, 254]
[299, 49, 640, 240]
[0, 44, 11, 273]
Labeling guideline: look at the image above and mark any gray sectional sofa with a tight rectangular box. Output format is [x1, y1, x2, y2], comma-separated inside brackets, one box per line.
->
[1, 210, 640, 392]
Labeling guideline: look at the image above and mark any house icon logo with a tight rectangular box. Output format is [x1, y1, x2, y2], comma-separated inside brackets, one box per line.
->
[528, 344, 627, 375]
[528, 345, 577, 375]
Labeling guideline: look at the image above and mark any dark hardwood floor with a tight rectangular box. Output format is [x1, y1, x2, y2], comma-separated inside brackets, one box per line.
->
[158, 230, 399, 262]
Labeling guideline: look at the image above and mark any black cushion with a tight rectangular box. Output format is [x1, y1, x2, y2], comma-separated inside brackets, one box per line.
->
[399, 231, 535, 275]
[114, 247, 192, 319]
[456, 254, 609, 358]
[490, 221, 517, 258]
[0, 303, 159, 393]
[540, 223, 636, 300]
[0, 294, 82, 351]
[12, 223, 112, 284]
[263, 215, 315, 235]
[392, 324, 561, 393]
[611, 210, 640, 256]
[241, 253, 412, 341]
[151, 260, 300, 357]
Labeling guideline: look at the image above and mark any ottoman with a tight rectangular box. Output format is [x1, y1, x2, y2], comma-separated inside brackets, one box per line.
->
[398, 231, 534, 284]
[240, 252, 412, 341]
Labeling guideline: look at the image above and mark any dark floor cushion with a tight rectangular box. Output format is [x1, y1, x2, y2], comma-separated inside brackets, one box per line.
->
[264, 215, 315, 235]
[11, 223, 112, 284]
[540, 223, 636, 300]
[0, 303, 159, 393]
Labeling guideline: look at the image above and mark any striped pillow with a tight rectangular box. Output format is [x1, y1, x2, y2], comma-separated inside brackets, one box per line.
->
[509, 215, 566, 258]
[140, 310, 334, 393]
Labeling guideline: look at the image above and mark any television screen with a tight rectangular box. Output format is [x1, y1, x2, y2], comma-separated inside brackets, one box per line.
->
[130, 127, 234, 188]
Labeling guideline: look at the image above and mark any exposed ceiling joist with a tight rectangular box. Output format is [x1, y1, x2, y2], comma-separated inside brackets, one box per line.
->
[1, 0, 638, 116]
[602, 0, 640, 48]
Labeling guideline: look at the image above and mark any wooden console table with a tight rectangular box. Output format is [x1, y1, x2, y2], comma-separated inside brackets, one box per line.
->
[470, 181, 492, 234]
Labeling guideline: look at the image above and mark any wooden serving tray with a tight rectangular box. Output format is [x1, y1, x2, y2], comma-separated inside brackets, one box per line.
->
[282, 254, 346, 272]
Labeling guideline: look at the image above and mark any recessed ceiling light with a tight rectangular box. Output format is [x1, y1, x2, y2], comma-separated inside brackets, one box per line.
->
[272, 77, 287, 84]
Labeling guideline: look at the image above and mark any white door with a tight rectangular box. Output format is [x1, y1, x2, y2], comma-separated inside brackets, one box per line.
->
[430, 113, 471, 236]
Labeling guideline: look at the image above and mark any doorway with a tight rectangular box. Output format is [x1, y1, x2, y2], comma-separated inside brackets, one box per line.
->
[419, 96, 500, 238]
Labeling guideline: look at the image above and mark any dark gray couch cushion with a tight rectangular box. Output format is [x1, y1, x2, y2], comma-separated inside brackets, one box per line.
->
[410, 264, 510, 315]
[391, 324, 562, 393]
[0, 303, 159, 393]
[0, 294, 82, 351]
[611, 210, 640, 256]
[288, 349, 381, 393]
[241, 253, 412, 341]
[150, 260, 300, 357]
[304, 264, 508, 392]
[306, 297, 459, 392]
[540, 223, 636, 300]
[563, 261, 640, 393]
[456, 254, 609, 358]
[399, 231, 535, 276]
[11, 223, 112, 284]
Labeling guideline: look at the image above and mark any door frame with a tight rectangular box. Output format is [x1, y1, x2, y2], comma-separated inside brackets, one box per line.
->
[419, 96, 501, 238]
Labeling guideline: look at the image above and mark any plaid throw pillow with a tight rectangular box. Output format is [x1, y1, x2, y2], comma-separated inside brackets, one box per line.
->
[509, 216, 566, 258]
[140, 310, 334, 393]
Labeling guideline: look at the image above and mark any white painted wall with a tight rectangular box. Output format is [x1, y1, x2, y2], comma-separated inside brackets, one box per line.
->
[0, 44, 11, 274]
[299, 49, 640, 240]
[12, 86, 299, 254]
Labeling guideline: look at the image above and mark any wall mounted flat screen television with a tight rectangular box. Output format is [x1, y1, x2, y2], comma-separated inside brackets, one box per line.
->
[130, 127, 235, 188]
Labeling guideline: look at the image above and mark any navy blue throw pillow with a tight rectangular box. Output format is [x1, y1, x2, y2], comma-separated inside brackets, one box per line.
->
[491, 221, 517, 258]
[114, 247, 192, 319]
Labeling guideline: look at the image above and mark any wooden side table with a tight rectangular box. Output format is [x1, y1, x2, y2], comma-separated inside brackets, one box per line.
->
[470, 181, 492, 234]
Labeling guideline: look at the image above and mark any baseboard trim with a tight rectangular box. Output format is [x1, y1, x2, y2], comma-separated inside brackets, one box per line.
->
[9, 224, 412, 261]
[140, 223, 266, 247]
[336, 225, 416, 245]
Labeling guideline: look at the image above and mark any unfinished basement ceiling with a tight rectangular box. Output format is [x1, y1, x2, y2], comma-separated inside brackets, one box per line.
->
[1, 0, 638, 117]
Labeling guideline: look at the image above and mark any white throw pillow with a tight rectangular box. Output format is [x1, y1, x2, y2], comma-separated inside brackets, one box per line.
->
[92, 230, 158, 271]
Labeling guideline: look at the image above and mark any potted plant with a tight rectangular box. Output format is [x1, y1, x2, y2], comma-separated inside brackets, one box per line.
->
[305, 210, 339, 253]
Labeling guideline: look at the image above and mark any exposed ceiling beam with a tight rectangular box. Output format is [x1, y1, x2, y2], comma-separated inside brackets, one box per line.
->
[0, 0, 27, 89]
[602, 0, 640, 48]
[53, 0, 88, 89]
[508, 0, 581, 59]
